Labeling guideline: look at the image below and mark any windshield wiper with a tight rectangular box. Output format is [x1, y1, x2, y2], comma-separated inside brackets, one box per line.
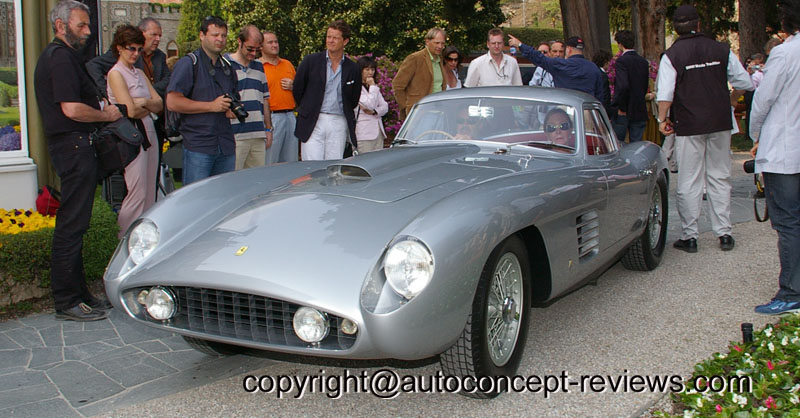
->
[391, 137, 418, 146]
[509, 141, 575, 152]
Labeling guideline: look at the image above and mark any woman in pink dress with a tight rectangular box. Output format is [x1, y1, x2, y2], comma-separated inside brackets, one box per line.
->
[106, 24, 162, 238]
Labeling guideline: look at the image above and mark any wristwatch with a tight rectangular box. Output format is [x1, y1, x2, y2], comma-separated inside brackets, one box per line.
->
[656, 117, 665, 124]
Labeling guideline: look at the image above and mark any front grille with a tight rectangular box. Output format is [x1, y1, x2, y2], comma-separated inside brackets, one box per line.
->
[141, 286, 356, 350]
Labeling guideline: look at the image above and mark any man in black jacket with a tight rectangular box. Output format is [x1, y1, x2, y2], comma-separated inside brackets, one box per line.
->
[611, 30, 650, 143]
[293, 20, 361, 160]
[87, 17, 171, 100]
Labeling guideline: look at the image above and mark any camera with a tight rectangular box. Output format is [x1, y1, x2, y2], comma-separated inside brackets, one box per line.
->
[743, 159, 755, 174]
[224, 93, 249, 123]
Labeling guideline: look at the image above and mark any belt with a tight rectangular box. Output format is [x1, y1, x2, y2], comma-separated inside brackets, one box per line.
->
[272, 109, 294, 113]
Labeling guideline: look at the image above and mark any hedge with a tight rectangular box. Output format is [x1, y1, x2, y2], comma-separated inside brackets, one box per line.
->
[505, 27, 565, 48]
[0, 196, 120, 291]
[0, 68, 17, 86]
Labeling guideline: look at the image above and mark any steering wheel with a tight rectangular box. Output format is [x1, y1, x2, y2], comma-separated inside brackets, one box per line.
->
[414, 130, 456, 141]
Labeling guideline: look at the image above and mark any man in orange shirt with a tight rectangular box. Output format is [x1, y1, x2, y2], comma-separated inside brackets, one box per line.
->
[260, 31, 298, 163]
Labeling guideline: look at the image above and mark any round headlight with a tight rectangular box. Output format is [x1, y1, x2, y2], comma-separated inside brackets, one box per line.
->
[383, 239, 434, 299]
[144, 287, 176, 320]
[293, 307, 329, 343]
[128, 220, 160, 265]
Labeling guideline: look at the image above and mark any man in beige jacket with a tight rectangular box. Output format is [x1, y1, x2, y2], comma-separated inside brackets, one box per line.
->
[392, 28, 447, 119]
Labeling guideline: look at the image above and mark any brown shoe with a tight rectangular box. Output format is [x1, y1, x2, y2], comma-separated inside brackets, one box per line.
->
[55, 302, 108, 321]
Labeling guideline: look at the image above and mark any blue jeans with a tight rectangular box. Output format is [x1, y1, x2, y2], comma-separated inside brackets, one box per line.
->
[182, 146, 235, 185]
[763, 172, 800, 302]
[613, 114, 647, 142]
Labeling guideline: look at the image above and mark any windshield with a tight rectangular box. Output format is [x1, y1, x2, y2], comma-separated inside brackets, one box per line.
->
[396, 98, 578, 154]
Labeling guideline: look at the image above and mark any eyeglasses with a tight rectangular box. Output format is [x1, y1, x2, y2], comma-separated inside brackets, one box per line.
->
[445, 56, 459, 62]
[124, 46, 143, 53]
[244, 46, 260, 53]
[545, 122, 572, 132]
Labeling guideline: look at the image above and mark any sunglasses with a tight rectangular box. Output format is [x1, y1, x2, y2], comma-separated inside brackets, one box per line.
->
[445, 56, 459, 62]
[545, 122, 572, 132]
[123, 46, 143, 53]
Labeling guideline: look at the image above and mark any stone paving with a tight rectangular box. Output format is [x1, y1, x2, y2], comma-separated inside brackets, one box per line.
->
[0, 309, 271, 417]
[0, 152, 761, 417]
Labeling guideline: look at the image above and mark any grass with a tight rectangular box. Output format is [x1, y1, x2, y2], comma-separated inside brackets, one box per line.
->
[0, 106, 19, 127]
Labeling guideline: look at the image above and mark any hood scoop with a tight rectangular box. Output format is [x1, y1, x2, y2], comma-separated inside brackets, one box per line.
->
[325, 164, 371, 184]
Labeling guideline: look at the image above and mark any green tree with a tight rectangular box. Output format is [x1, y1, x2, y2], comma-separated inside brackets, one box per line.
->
[291, 0, 504, 62]
[222, 0, 300, 63]
[177, 0, 226, 54]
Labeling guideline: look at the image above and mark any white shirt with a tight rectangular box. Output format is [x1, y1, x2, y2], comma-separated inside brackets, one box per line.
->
[464, 52, 522, 87]
[656, 50, 752, 103]
[750, 34, 800, 174]
[529, 66, 554, 87]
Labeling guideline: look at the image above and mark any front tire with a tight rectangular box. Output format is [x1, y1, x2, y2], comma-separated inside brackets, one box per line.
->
[182, 336, 245, 356]
[440, 235, 532, 398]
[621, 173, 668, 271]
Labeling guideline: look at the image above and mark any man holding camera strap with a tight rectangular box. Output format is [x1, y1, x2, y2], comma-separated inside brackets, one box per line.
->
[166, 16, 238, 185]
[227, 25, 273, 170]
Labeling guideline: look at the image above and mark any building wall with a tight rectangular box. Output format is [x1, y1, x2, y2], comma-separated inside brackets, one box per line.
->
[0, 1, 16, 68]
[98, 1, 181, 56]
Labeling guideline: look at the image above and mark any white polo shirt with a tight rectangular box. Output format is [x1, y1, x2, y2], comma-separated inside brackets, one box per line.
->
[464, 52, 523, 87]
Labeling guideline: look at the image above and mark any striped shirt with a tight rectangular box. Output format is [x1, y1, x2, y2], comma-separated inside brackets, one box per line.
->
[226, 53, 270, 140]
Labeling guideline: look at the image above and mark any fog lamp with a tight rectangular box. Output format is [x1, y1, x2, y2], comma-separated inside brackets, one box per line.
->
[144, 287, 176, 320]
[340, 319, 358, 335]
[293, 307, 329, 343]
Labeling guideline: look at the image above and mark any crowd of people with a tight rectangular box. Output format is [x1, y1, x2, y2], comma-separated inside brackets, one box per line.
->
[34, 0, 799, 320]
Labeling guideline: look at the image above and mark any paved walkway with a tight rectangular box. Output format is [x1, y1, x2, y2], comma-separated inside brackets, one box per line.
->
[0, 152, 765, 417]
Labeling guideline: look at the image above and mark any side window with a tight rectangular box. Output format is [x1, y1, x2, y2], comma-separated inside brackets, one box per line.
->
[583, 107, 617, 156]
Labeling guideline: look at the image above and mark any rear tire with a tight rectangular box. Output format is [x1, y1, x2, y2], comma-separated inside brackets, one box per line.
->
[182, 336, 245, 356]
[621, 173, 668, 271]
[440, 235, 531, 398]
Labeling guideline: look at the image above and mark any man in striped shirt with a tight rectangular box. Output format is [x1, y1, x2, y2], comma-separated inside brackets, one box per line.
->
[227, 24, 272, 169]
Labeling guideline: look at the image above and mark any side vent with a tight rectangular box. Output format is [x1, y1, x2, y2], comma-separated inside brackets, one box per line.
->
[324, 164, 372, 185]
[576, 210, 600, 262]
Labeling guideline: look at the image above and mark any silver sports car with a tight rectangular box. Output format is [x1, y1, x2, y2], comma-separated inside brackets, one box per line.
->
[104, 86, 668, 397]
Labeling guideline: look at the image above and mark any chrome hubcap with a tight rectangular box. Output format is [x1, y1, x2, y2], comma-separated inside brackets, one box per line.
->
[648, 186, 662, 249]
[486, 253, 523, 367]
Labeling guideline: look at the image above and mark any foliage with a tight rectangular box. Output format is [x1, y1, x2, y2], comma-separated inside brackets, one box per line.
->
[656, 313, 800, 417]
[177, 0, 226, 54]
[0, 81, 18, 100]
[0, 88, 8, 108]
[222, 0, 301, 64]
[505, 27, 564, 48]
[0, 68, 16, 86]
[0, 196, 120, 289]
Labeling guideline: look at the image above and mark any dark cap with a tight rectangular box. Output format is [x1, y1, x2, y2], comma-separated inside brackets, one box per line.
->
[565, 36, 584, 49]
[673, 4, 699, 23]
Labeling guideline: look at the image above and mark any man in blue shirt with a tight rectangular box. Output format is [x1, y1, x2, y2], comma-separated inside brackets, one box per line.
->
[508, 35, 606, 103]
[166, 16, 237, 185]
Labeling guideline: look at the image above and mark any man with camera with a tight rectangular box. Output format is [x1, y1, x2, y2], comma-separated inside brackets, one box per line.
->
[749, 0, 800, 315]
[166, 16, 238, 185]
[226, 25, 272, 169]
[34, 0, 122, 321]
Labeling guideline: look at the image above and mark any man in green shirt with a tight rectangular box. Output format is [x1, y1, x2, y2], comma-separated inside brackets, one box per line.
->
[392, 28, 448, 119]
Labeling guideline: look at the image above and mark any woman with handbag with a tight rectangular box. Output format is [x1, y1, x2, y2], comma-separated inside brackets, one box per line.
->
[107, 25, 162, 238]
[354, 56, 388, 153]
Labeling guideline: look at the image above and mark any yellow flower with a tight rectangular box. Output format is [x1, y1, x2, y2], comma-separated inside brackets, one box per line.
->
[0, 208, 56, 235]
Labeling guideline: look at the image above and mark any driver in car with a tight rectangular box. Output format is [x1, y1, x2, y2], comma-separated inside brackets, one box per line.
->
[453, 108, 480, 140]
[543, 108, 575, 149]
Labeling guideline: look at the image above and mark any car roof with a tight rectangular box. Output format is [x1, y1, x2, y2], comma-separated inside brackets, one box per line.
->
[417, 86, 599, 110]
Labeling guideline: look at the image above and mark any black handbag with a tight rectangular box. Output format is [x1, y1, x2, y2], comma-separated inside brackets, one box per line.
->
[92, 104, 149, 179]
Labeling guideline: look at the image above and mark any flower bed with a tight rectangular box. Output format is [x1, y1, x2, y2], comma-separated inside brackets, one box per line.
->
[656, 313, 800, 417]
[0, 196, 120, 306]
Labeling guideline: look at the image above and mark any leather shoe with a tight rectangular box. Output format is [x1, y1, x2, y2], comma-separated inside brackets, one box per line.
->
[673, 238, 697, 253]
[55, 302, 108, 322]
[86, 295, 113, 311]
[719, 234, 735, 251]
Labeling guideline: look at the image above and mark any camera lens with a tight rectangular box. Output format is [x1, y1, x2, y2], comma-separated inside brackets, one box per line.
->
[743, 159, 755, 174]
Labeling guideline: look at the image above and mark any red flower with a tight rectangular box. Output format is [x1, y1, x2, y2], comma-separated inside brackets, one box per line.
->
[765, 396, 776, 409]
[767, 360, 774, 370]
[733, 345, 742, 352]
[715, 404, 722, 413]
